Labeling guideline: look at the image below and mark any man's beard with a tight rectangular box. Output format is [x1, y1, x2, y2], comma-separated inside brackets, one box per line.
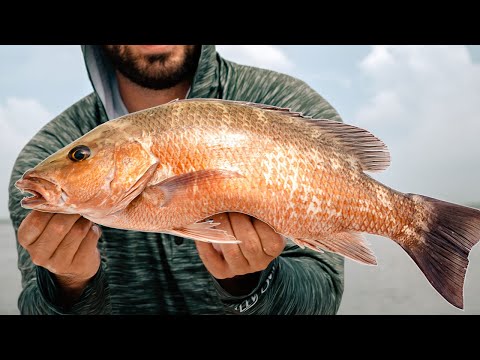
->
[102, 45, 201, 90]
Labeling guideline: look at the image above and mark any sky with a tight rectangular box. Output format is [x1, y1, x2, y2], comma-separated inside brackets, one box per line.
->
[1, 45, 480, 218]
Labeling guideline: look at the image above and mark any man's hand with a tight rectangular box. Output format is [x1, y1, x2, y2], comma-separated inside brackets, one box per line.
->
[17, 211, 101, 302]
[195, 213, 286, 296]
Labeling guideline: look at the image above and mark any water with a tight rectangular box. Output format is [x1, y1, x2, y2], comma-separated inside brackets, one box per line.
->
[1, 220, 479, 315]
[338, 235, 480, 314]
[0, 220, 22, 315]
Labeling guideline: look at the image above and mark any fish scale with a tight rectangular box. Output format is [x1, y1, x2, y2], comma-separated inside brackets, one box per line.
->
[141, 105, 405, 242]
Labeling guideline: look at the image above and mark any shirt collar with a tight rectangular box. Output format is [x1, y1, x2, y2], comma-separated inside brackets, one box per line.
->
[81, 45, 220, 120]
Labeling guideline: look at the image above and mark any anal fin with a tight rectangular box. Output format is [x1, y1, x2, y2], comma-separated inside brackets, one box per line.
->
[295, 232, 377, 265]
[292, 238, 325, 253]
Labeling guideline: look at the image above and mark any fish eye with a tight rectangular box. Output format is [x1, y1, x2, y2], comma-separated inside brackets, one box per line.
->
[68, 145, 91, 162]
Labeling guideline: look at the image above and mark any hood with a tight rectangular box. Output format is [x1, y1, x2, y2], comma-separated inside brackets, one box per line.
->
[81, 45, 220, 120]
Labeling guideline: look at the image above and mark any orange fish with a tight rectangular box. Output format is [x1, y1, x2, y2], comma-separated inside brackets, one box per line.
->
[15, 99, 480, 309]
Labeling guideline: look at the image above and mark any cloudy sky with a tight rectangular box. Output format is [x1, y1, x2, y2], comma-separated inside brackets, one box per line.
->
[1, 45, 480, 218]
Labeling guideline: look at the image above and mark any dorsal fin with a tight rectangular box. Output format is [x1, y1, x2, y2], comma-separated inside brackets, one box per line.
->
[240, 102, 390, 172]
[302, 118, 390, 172]
[235, 101, 390, 173]
[237, 101, 306, 117]
[162, 98, 305, 116]
[162, 99, 390, 172]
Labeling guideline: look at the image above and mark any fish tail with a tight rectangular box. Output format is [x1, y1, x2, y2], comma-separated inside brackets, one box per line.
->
[397, 194, 480, 309]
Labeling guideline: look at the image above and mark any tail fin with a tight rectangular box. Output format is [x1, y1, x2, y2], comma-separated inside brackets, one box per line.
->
[399, 194, 480, 309]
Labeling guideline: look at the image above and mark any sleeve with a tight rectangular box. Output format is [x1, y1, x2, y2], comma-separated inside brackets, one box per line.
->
[214, 240, 344, 314]
[8, 110, 112, 315]
[216, 71, 346, 314]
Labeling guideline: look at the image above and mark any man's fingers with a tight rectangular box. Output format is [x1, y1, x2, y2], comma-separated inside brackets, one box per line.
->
[32, 213, 81, 247]
[195, 240, 229, 278]
[216, 214, 249, 274]
[17, 211, 55, 247]
[27, 214, 82, 265]
[252, 218, 285, 257]
[71, 224, 101, 271]
[228, 213, 263, 265]
[208, 213, 242, 260]
[209, 213, 233, 234]
[49, 217, 93, 266]
[199, 213, 282, 279]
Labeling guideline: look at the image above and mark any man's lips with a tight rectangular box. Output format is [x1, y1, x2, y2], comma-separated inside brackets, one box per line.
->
[134, 45, 174, 54]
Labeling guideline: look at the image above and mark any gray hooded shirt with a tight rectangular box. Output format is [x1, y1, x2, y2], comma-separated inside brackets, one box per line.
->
[9, 45, 344, 314]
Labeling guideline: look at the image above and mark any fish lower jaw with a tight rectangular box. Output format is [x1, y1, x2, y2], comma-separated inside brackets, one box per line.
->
[20, 190, 47, 208]
[20, 190, 74, 213]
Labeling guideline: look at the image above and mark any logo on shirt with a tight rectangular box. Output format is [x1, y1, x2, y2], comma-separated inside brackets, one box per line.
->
[232, 264, 276, 313]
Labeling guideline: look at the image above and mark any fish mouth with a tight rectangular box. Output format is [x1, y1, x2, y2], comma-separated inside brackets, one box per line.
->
[21, 189, 46, 207]
[15, 176, 63, 209]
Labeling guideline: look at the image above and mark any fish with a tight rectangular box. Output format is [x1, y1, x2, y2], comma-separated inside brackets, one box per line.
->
[15, 98, 480, 309]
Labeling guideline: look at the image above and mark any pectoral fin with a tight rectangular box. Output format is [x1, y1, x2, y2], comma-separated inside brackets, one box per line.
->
[149, 169, 244, 207]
